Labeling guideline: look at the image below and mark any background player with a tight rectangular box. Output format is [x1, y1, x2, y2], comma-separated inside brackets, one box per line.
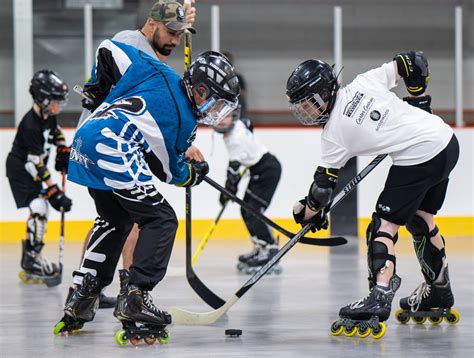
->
[214, 107, 282, 274]
[54, 45, 240, 340]
[75, 0, 199, 308]
[6, 70, 72, 286]
[286, 51, 459, 338]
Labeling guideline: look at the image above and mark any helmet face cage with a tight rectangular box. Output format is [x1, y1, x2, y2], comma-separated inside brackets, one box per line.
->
[212, 105, 241, 133]
[286, 60, 339, 126]
[184, 51, 240, 126]
[30, 70, 68, 114]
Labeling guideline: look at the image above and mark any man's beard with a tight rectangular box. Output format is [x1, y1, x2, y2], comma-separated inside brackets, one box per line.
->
[152, 31, 175, 56]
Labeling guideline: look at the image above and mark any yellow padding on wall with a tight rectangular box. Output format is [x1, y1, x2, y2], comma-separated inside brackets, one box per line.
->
[0, 217, 472, 243]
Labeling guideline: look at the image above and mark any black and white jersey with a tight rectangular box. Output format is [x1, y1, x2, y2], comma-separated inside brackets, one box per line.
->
[322, 62, 453, 169]
[9, 109, 61, 165]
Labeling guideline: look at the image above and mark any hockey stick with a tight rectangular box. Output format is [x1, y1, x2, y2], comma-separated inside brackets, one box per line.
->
[203, 176, 347, 247]
[170, 154, 388, 324]
[44, 171, 66, 287]
[192, 168, 249, 265]
[182, 14, 225, 309]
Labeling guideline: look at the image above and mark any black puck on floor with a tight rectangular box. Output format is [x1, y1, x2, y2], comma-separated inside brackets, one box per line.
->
[225, 329, 242, 337]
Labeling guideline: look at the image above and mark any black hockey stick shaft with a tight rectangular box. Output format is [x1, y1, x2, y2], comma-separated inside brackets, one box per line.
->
[186, 181, 226, 308]
[183, 25, 225, 309]
[235, 154, 388, 298]
[203, 176, 347, 247]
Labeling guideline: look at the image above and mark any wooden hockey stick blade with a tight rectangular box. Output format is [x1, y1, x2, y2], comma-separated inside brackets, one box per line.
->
[170, 295, 239, 325]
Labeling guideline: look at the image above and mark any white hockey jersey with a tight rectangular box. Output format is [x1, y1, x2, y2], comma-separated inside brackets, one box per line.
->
[321, 62, 453, 169]
[222, 119, 268, 167]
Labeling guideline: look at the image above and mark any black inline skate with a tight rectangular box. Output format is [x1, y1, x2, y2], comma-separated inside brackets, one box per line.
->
[19, 239, 60, 286]
[113, 270, 171, 346]
[53, 273, 102, 335]
[331, 274, 401, 339]
[237, 238, 282, 275]
[395, 265, 459, 325]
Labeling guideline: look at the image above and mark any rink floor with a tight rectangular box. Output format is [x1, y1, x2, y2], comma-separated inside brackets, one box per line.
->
[0, 236, 473, 357]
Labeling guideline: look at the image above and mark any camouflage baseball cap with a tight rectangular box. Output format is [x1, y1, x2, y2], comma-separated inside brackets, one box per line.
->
[150, 0, 196, 34]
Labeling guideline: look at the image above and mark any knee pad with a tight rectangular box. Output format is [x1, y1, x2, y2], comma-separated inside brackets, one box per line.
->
[366, 213, 398, 288]
[27, 198, 48, 244]
[406, 214, 445, 283]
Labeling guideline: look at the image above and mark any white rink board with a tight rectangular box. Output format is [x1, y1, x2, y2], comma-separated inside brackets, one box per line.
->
[0, 127, 472, 222]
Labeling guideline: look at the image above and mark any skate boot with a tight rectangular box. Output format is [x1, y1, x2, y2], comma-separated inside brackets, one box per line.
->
[238, 241, 282, 275]
[19, 239, 59, 285]
[113, 274, 171, 346]
[395, 265, 459, 325]
[236, 237, 261, 271]
[53, 273, 102, 335]
[331, 274, 401, 339]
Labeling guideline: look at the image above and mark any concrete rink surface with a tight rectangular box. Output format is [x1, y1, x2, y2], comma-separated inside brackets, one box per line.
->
[0, 237, 473, 357]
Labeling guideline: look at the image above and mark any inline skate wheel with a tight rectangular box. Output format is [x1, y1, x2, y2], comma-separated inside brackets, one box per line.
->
[412, 316, 426, 325]
[428, 316, 443, 325]
[342, 325, 357, 337]
[130, 338, 141, 346]
[53, 321, 66, 335]
[356, 326, 371, 338]
[370, 322, 386, 339]
[157, 329, 170, 344]
[395, 309, 410, 324]
[115, 329, 128, 346]
[144, 337, 156, 345]
[330, 321, 343, 336]
[445, 309, 460, 324]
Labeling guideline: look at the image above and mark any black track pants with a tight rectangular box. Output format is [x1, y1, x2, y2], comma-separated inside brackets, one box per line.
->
[73, 185, 177, 291]
[241, 153, 282, 244]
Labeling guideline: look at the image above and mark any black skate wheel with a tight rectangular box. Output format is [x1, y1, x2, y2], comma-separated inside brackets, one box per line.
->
[225, 329, 242, 337]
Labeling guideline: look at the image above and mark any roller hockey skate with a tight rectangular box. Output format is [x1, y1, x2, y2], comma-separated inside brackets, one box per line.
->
[113, 270, 171, 347]
[331, 274, 401, 339]
[19, 239, 60, 286]
[395, 266, 459, 325]
[237, 240, 282, 275]
[53, 273, 102, 335]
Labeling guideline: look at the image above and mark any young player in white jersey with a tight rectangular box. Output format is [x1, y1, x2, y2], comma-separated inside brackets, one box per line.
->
[214, 108, 282, 274]
[286, 51, 459, 338]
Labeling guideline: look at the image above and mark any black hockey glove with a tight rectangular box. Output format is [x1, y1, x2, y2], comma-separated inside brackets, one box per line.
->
[394, 51, 429, 96]
[181, 160, 209, 187]
[293, 198, 329, 232]
[403, 95, 432, 114]
[81, 83, 108, 112]
[55, 145, 71, 173]
[219, 161, 241, 206]
[44, 184, 72, 212]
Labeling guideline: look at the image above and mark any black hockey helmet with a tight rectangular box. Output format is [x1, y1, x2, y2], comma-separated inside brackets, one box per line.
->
[183, 51, 240, 126]
[29, 69, 68, 114]
[286, 59, 339, 125]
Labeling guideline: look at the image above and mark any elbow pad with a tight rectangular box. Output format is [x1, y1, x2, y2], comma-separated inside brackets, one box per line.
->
[306, 166, 339, 211]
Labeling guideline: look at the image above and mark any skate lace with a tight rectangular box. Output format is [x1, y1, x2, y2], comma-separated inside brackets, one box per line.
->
[349, 291, 371, 309]
[407, 282, 431, 312]
[143, 292, 159, 314]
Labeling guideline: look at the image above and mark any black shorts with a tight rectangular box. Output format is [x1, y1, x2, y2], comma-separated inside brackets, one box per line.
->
[6, 153, 42, 208]
[375, 134, 459, 225]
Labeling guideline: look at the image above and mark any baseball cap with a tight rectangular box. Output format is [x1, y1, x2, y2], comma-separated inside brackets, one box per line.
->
[149, 0, 196, 34]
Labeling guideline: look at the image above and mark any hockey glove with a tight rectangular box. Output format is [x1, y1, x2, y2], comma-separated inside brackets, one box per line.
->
[293, 198, 329, 232]
[394, 51, 429, 96]
[181, 160, 209, 187]
[81, 83, 107, 112]
[403, 95, 432, 114]
[44, 184, 72, 212]
[219, 161, 241, 206]
[55, 145, 71, 173]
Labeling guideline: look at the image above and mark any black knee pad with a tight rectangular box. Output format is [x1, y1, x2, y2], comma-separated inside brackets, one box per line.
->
[366, 213, 398, 288]
[406, 214, 445, 283]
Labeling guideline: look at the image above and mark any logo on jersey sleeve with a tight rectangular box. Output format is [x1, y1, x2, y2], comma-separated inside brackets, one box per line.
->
[70, 137, 95, 169]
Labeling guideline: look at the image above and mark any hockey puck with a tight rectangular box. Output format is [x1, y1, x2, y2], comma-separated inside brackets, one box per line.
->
[225, 329, 242, 337]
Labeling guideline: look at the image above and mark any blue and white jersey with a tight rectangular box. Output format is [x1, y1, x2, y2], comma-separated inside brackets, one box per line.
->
[68, 39, 197, 190]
